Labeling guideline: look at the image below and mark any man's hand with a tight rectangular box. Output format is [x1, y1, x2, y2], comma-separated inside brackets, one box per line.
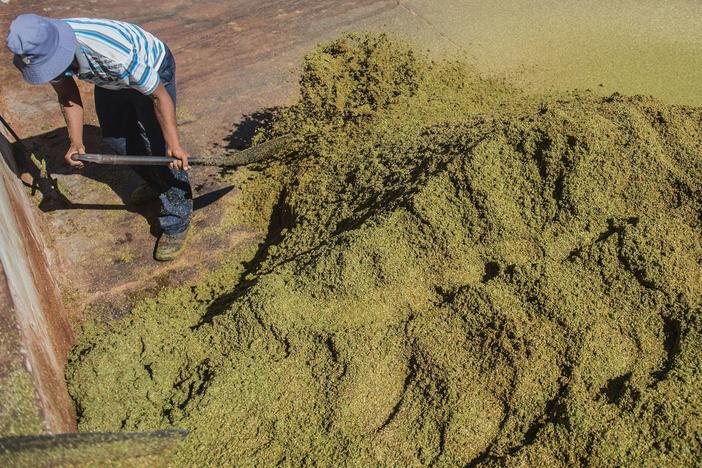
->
[151, 83, 189, 171]
[167, 145, 190, 170]
[65, 143, 86, 169]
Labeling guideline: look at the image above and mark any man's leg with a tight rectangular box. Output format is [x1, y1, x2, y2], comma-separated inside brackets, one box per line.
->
[132, 50, 192, 237]
[94, 86, 145, 157]
[95, 85, 153, 188]
[127, 104, 192, 235]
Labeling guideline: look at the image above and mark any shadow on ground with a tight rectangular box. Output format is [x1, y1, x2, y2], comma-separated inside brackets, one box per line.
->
[13, 125, 233, 237]
[3, 112, 286, 318]
[222, 108, 280, 150]
[195, 109, 298, 327]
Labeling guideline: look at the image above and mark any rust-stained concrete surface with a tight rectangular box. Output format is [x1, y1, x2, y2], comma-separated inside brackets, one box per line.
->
[0, 0, 412, 317]
[0, 0, 700, 443]
[0, 132, 75, 434]
[1, 0, 701, 327]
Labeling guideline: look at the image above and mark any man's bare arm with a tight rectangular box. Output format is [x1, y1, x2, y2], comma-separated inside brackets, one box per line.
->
[51, 77, 85, 168]
[151, 83, 189, 170]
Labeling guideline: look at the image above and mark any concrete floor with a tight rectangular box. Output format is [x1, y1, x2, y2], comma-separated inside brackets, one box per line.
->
[1, 0, 700, 318]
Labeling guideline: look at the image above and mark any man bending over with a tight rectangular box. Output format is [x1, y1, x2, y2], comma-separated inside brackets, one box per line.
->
[7, 14, 192, 261]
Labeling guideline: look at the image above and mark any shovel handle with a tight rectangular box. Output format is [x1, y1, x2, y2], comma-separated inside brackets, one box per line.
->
[71, 136, 293, 167]
[71, 154, 200, 166]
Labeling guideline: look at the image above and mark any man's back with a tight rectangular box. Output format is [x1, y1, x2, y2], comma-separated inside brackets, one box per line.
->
[61, 18, 166, 95]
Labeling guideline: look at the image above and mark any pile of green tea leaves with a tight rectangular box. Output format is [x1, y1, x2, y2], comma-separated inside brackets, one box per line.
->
[67, 34, 702, 465]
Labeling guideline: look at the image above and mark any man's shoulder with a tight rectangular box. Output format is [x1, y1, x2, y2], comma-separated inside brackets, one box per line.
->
[64, 17, 130, 26]
[64, 17, 121, 30]
[64, 17, 154, 36]
[64, 17, 163, 51]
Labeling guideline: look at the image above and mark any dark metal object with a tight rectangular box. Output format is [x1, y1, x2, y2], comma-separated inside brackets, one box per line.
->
[0, 113, 23, 143]
[73, 153, 195, 166]
[0, 429, 188, 465]
[72, 135, 292, 168]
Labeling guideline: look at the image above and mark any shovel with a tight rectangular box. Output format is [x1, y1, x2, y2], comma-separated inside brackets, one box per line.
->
[71, 135, 291, 168]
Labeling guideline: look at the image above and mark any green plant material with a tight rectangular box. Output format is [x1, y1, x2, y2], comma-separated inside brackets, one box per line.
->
[28, 151, 46, 178]
[218, 165, 286, 234]
[67, 33, 702, 466]
[0, 430, 186, 467]
[113, 248, 135, 265]
[0, 367, 43, 437]
[20, 145, 72, 200]
[176, 106, 196, 125]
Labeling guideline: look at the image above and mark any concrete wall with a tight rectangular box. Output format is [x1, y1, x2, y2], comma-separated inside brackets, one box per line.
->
[0, 131, 76, 434]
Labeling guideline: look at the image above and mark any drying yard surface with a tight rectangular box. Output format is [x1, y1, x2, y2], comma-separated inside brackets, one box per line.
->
[3, 0, 702, 318]
[67, 35, 702, 465]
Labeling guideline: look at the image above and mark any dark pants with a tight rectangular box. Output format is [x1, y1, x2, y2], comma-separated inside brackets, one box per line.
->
[94, 46, 192, 235]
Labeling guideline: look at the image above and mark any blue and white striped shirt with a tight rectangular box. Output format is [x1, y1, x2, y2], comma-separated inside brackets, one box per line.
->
[60, 18, 166, 95]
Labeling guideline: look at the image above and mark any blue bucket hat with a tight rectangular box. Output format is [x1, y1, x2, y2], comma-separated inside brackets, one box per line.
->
[6, 14, 77, 85]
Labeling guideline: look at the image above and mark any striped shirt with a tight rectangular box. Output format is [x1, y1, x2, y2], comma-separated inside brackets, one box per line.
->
[59, 18, 166, 95]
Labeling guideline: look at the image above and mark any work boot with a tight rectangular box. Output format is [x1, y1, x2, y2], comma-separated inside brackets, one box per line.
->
[154, 228, 189, 261]
[129, 183, 159, 205]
